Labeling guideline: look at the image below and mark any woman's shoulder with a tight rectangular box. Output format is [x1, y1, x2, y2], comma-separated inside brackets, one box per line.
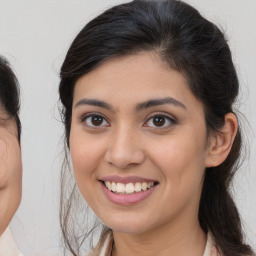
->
[0, 227, 24, 256]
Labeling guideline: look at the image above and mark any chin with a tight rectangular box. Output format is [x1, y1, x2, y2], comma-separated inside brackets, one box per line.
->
[109, 224, 149, 234]
[101, 213, 151, 234]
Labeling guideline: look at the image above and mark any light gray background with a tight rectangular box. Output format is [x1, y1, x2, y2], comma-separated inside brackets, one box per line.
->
[0, 0, 255, 255]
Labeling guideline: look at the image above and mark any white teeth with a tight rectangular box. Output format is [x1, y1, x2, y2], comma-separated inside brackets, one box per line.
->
[116, 183, 125, 193]
[112, 182, 116, 192]
[105, 181, 112, 190]
[125, 183, 135, 194]
[134, 182, 142, 192]
[104, 181, 155, 194]
[148, 182, 154, 188]
[142, 182, 147, 191]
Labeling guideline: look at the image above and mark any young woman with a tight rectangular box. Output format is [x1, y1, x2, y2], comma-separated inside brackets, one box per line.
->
[0, 57, 23, 255]
[58, 0, 255, 255]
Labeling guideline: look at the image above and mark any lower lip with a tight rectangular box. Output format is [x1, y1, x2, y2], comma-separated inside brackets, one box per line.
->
[100, 182, 157, 206]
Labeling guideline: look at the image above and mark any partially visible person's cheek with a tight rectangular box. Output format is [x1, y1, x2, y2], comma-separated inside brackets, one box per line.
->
[0, 139, 8, 189]
[0, 135, 22, 235]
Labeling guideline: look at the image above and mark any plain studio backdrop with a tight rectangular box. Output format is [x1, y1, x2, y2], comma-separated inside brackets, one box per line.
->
[0, 0, 255, 255]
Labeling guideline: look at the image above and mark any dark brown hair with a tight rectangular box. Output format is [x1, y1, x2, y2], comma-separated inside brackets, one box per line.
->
[59, 1, 254, 255]
[0, 56, 21, 140]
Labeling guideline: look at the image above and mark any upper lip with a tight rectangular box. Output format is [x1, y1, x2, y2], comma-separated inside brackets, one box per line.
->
[99, 175, 158, 184]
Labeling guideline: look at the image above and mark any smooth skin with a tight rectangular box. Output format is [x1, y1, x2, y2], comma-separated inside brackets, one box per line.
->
[0, 110, 22, 235]
[70, 52, 237, 256]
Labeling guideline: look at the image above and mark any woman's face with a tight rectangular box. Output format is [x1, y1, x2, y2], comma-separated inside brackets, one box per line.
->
[70, 52, 212, 234]
[0, 109, 22, 235]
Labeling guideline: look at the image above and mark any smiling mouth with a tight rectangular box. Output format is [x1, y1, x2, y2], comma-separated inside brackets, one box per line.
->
[102, 181, 158, 195]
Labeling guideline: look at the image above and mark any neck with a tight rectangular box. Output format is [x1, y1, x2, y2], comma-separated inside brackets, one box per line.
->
[111, 219, 206, 256]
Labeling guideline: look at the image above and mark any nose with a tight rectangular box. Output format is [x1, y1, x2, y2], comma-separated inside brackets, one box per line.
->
[104, 126, 146, 169]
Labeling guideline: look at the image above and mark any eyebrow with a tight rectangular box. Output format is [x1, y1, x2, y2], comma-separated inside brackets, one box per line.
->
[74, 98, 113, 110]
[136, 97, 186, 111]
[74, 97, 186, 111]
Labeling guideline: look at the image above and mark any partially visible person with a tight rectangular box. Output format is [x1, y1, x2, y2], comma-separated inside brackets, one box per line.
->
[0, 56, 23, 256]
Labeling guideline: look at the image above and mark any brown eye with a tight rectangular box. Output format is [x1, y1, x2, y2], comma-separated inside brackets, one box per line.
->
[144, 114, 176, 128]
[82, 114, 109, 127]
[91, 115, 104, 126]
[153, 116, 166, 126]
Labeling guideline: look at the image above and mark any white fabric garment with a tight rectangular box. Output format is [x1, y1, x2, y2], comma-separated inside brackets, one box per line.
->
[97, 231, 220, 256]
[0, 227, 23, 256]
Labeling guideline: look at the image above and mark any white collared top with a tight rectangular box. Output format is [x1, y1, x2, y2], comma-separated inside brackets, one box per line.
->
[0, 227, 23, 256]
[95, 231, 220, 256]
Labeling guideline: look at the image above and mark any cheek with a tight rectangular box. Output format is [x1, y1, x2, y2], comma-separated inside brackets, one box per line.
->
[150, 134, 205, 167]
[70, 133, 104, 177]
[69, 128, 107, 206]
[0, 139, 22, 189]
[148, 132, 207, 196]
[0, 139, 22, 234]
[0, 140, 9, 188]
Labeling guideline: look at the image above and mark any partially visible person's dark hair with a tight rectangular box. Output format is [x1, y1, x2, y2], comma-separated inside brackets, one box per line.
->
[59, 0, 255, 255]
[0, 56, 21, 141]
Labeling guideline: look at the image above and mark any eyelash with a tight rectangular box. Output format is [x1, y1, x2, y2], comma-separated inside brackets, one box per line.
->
[80, 112, 177, 129]
[80, 112, 110, 128]
[144, 113, 177, 129]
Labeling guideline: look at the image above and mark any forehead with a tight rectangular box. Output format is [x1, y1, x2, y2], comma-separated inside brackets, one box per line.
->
[73, 52, 202, 112]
